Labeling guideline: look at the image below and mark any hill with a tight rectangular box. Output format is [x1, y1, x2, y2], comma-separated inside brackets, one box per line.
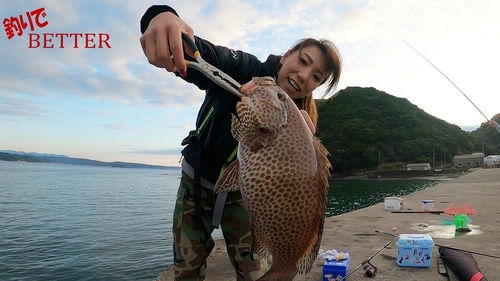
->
[316, 86, 500, 175]
[0, 151, 172, 169]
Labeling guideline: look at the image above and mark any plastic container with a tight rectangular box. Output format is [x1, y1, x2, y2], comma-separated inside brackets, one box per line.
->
[421, 200, 435, 211]
[396, 234, 434, 267]
[384, 197, 403, 210]
[322, 253, 350, 281]
[455, 214, 469, 230]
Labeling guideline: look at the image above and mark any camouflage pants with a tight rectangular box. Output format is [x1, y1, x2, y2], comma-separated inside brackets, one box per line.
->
[172, 171, 268, 281]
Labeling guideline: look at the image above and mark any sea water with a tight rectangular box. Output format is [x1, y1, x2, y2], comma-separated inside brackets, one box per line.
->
[0, 161, 443, 280]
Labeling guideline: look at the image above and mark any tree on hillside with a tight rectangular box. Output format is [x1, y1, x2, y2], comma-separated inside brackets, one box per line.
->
[316, 87, 499, 175]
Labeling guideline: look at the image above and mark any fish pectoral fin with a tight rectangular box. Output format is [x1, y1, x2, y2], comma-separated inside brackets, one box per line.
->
[231, 113, 244, 143]
[214, 160, 240, 193]
[232, 103, 262, 147]
[251, 226, 270, 258]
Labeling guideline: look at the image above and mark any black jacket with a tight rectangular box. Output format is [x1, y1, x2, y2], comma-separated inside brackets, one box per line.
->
[141, 5, 282, 184]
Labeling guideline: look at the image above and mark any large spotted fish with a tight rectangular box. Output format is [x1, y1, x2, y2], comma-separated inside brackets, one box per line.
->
[215, 77, 332, 281]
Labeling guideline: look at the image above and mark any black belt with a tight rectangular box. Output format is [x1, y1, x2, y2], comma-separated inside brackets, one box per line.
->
[181, 158, 228, 228]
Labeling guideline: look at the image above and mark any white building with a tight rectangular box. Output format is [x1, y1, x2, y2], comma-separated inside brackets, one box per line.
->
[453, 153, 484, 168]
[484, 155, 500, 166]
[406, 163, 431, 171]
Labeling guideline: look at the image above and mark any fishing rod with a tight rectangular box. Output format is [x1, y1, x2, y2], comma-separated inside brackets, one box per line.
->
[337, 241, 391, 280]
[374, 230, 500, 259]
[375, 230, 398, 237]
[435, 244, 500, 260]
[370, 18, 490, 122]
[391, 210, 445, 214]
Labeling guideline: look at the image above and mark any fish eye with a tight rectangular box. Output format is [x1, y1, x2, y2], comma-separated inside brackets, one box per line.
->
[277, 92, 286, 100]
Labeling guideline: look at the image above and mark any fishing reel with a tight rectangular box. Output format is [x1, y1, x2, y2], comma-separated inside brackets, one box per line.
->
[363, 261, 378, 278]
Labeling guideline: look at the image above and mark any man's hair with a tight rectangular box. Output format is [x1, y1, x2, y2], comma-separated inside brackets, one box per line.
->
[290, 38, 343, 128]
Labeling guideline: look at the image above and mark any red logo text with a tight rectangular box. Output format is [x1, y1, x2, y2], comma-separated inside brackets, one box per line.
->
[3, 7, 48, 39]
[3, 7, 111, 48]
[28, 33, 111, 48]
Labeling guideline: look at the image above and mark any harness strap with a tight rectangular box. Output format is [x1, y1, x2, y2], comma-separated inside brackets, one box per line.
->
[183, 106, 239, 229]
[197, 107, 214, 135]
[181, 158, 229, 229]
[211, 146, 238, 228]
[211, 192, 228, 228]
[192, 149, 203, 230]
[190, 106, 214, 230]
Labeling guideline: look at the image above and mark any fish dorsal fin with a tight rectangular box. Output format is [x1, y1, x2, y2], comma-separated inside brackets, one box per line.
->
[214, 160, 240, 193]
[296, 136, 332, 274]
[313, 136, 332, 186]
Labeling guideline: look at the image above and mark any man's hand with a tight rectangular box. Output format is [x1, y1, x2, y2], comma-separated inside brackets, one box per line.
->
[139, 12, 195, 75]
[300, 110, 316, 135]
[482, 120, 499, 128]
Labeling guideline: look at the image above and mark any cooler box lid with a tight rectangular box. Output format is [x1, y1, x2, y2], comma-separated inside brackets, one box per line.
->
[397, 234, 434, 248]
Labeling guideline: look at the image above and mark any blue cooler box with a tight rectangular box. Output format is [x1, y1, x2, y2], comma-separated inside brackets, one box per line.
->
[322, 253, 350, 281]
[396, 234, 434, 267]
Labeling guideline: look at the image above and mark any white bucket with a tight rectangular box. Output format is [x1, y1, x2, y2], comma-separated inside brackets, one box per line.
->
[421, 200, 435, 211]
[385, 197, 403, 210]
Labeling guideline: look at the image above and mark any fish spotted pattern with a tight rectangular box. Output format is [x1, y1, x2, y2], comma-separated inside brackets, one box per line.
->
[215, 77, 332, 281]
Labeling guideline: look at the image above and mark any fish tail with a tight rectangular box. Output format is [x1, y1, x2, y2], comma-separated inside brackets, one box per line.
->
[257, 267, 296, 281]
[296, 229, 323, 274]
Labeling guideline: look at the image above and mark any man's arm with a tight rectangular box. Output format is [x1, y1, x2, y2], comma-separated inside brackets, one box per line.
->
[490, 120, 500, 134]
[140, 5, 178, 34]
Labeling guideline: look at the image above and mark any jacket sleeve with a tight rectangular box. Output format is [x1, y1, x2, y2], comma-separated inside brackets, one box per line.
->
[140, 5, 179, 34]
[139, 5, 263, 93]
[493, 121, 500, 134]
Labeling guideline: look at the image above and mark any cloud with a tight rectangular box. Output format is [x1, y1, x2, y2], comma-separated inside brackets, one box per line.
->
[100, 124, 134, 131]
[0, 92, 51, 118]
[2, 1, 203, 108]
[2, 0, 499, 166]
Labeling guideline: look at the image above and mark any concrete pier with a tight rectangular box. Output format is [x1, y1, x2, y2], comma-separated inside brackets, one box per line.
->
[157, 168, 500, 281]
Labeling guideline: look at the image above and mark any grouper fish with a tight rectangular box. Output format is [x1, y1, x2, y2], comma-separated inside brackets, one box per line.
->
[215, 77, 332, 281]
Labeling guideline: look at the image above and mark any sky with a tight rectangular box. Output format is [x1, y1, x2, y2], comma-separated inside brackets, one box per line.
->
[1, 0, 499, 167]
